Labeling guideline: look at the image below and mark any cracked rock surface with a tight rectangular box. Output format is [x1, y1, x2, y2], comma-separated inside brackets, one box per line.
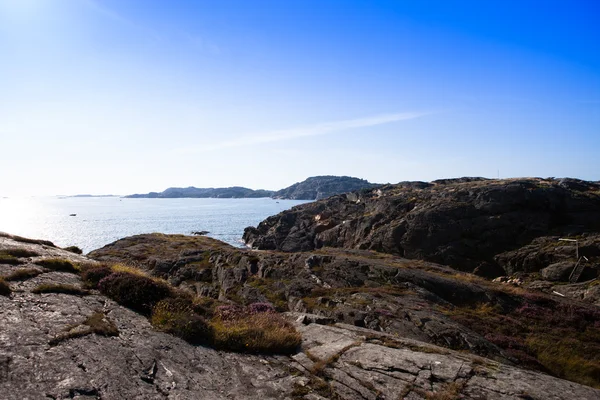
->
[1, 235, 600, 399]
[293, 323, 600, 400]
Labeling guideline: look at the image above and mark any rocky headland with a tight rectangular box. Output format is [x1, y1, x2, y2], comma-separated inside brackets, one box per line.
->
[272, 176, 378, 200]
[1, 177, 600, 399]
[244, 177, 600, 280]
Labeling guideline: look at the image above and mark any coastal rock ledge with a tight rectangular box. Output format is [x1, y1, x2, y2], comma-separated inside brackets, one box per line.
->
[1, 233, 599, 399]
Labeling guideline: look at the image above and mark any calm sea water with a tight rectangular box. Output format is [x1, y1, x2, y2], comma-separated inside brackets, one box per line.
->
[0, 197, 309, 253]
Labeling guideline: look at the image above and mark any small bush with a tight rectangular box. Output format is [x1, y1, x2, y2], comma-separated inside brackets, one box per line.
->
[0, 254, 21, 265]
[35, 258, 79, 273]
[0, 279, 11, 297]
[32, 283, 89, 296]
[0, 248, 40, 258]
[248, 302, 276, 314]
[63, 246, 83, 255]
[4, 268, 43, 281]
[80, 266, 113, 288]
[151, 298, 212, 344]
[211, 312, 301, 354]
[98, 272, 172, 315]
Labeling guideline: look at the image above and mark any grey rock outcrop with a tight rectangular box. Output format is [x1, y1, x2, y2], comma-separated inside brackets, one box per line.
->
[293, 323, 600, 400]
[244, 178, 600, 277]
[541, 261, 576, 281]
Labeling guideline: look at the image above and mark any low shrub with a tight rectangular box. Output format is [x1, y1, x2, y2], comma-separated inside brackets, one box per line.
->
[211, 312, 301, 354]
[445, 298, 600, 388]
[80, 265, 113, 288]
[248, 302, 276, 314]
[0, 248, 40, 258]
[98, 272, 172, 314]
[151, 298, 212, 344]
[35, 258, 79, 273]
[32, 283, 89, 296]
[4, 268, 43, 281]
[63, 246, 83, 254]
[0, 279, 11, 297]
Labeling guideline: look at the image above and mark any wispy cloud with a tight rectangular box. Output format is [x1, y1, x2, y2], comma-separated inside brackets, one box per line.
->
[79, 0, 162, 41]
[174, 111, 429, 154]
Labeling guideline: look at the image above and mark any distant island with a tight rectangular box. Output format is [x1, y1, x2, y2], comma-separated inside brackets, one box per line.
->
[125, 186, 274, 199]
[124, 175, 379, 200]
[272, 175, 378, 200]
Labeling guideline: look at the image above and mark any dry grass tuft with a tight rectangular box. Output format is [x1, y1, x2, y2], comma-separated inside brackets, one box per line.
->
[309, 342, 362, 375]
[4, 268, 43, 281]
[211, 311, 301, 354]
[0, 254, 22, 265]
[0, 248, 40, 258]
[32, 283, 89, 296]
[110, 263, 148, 276]
[0, 278, 11, 297]
[50, 312, 119, 345]
[4, 268, 44, 282]
[35, 258, 79, 273]
[0, 233, 55, 247]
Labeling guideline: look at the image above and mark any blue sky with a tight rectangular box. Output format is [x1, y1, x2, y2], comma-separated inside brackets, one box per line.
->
[0, 0, 598, 196]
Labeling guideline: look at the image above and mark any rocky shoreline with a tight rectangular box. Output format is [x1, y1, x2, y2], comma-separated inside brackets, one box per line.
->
[1, 177, 600, 399]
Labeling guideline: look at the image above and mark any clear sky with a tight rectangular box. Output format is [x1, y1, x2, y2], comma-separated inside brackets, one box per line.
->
[1, 0, 598, 196]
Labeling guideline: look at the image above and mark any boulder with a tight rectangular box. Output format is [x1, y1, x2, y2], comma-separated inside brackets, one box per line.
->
[541, 262, 575, 281]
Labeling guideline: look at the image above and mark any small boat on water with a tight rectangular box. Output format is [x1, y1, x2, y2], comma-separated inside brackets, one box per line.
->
[69, 214, 77, 217]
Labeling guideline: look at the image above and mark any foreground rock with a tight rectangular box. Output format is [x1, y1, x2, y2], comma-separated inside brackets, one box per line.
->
[3, 234, 600, 398]
[89, 233, 600, 393]
[244, 177, 600, 279]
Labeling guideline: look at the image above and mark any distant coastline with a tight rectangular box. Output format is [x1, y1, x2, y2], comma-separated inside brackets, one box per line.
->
[125, 175, 378, 201]
[61, 194, 120, 198]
